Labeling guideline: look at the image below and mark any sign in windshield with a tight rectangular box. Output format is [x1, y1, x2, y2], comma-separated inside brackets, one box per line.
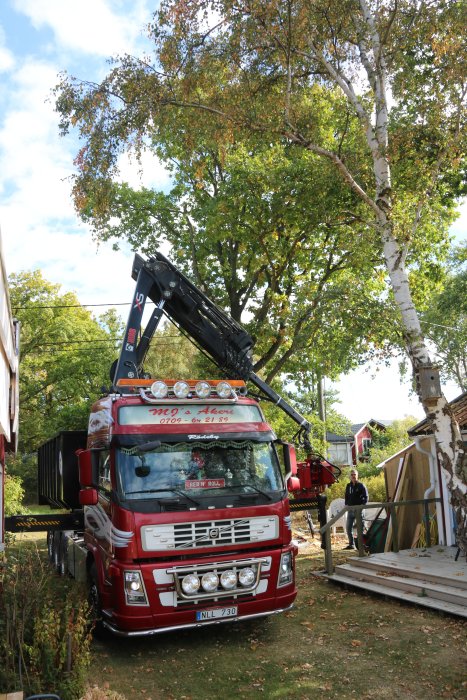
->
[119, 404, 263, 426]
[116, 440, 282, 500]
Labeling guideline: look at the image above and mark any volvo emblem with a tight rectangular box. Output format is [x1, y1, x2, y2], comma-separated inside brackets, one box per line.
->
[209, 527, 220, 539]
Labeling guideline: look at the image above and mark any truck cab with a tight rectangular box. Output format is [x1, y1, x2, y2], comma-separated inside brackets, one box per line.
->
[78, 378, 298, 636]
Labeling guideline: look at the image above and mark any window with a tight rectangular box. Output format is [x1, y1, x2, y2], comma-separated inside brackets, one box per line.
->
[116, 440, 283, 501]
[328, 443, 351, 465]
[98, 451, 111, 496]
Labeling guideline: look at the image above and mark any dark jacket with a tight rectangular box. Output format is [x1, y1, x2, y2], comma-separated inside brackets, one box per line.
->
[345, 480, 368, 507]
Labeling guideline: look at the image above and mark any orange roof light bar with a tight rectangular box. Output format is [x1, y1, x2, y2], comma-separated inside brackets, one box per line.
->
[116, 378, 246, 388]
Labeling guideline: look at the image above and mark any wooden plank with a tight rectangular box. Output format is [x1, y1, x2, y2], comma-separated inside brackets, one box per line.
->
[385, 454, 410, 552]
[396, 455, 413, 548]
[411, 522, 422, 548]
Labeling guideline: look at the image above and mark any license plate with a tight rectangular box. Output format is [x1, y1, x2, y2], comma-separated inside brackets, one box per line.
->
[196, 606, 238, 621]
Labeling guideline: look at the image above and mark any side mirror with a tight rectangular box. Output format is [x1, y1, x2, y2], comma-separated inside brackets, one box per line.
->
[79, 488, 98, 506]
[76, 448, 99, 487]
[282, 443, 297, 480]
[287, 476, 301, 493]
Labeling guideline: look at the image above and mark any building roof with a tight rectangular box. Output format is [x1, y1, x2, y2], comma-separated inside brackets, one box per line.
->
[326, 431, 352, 443]
[327, 419, 389, 443]
[408, 391, 467, 436]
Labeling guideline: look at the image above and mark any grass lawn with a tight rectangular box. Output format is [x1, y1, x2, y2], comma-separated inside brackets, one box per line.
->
[6, 527, 466, 700]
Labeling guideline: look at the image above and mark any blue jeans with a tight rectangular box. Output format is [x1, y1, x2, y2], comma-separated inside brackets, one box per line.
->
[346, 509, 365, 546]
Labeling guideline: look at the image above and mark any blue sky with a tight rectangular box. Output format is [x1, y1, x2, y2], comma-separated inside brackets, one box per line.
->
[0, 0, 464, 422]
[0, 0, 169, 306]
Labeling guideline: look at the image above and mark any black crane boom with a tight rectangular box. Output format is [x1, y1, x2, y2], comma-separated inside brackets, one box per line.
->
[112, 252, 311, 445]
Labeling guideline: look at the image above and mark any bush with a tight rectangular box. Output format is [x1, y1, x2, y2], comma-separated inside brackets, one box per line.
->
[0, 542, 92, 699]
[6, 452, 38, 504]
[4, 473, 29, 520]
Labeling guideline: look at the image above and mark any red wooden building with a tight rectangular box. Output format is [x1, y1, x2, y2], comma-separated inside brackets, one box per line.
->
[326, 419, 388, 466]
[0, 231, 19, 551]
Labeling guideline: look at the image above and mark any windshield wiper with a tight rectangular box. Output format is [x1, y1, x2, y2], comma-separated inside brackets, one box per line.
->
[125, 488, 200, 506]
[238, 485, 272, 500]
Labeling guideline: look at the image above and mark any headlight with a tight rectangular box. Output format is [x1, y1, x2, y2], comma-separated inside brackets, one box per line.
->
[278, 551, 293, 587]
[195, 381, 211, 398]
[238, 567, 255, 587]
[173, 380, 190, 398]
[181, 573, 200, 595]
[151, 380, 168, 398]
[216, 381, 233, 398]
[124, 571, 148, 605]
[201, 572, 219, 592]
[220, 570, 237, 590]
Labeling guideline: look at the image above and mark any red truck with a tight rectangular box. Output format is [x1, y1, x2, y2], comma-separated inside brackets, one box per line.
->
[10, 252, 338, 637]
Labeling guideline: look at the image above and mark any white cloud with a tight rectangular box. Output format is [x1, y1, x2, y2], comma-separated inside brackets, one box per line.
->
[13, 0, 152, 57]
[0, 55, 133, 312]
[0, 58, 75, 206]
[0, 26, 14, 71]
[330, 360, 461, 423]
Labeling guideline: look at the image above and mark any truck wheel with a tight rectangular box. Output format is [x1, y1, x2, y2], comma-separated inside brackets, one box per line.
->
[88, 563, 104, 635]
[58, 535, 68, 576]
[53, 532, 64, 576]
[53, 531, 62, 573]
[47, 531, 54, 563]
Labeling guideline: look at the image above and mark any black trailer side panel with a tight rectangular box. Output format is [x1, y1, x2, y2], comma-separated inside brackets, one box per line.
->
[37, 431, 87, 509]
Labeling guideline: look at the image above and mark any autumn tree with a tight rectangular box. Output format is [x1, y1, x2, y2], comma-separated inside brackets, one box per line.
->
[54, 0, 466, 548]
[60, 104, 404, 385]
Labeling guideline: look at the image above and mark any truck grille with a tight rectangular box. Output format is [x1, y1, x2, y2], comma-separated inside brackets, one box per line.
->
[141, 516, 278, 552]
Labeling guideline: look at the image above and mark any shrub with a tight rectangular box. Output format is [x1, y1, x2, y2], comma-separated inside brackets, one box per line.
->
[4, 473, 28, 516]
[0, 542, 92, 699]
[6, 452, 39, 504]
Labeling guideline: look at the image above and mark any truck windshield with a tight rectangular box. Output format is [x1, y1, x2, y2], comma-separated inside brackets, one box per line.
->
[116, 440, 283, 501]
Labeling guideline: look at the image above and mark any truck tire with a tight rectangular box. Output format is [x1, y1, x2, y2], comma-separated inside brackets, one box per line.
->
[88, 562, 105, 636]
[47, 531, 54, 563]
[58, 535, 68, 576]
[52, 532, 64, 575]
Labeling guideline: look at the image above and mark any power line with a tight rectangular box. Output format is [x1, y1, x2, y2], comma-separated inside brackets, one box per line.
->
[24, 339, 187, 354]
[22, 334, 182, 347]
[30, 338, 122, 346]
[12, 301, 137, 310]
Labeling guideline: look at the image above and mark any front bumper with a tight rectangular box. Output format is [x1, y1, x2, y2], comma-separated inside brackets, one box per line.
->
[102, 603, 294, 637]
[103, 546, 297, 636]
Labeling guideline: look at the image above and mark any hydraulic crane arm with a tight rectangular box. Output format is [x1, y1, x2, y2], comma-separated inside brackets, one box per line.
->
[112, 252, 312, 446]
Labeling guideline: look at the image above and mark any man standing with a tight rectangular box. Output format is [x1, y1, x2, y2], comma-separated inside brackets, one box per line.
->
[344, 469, 368, 550]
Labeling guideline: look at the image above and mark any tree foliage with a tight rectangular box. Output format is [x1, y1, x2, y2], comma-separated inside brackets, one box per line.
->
[8, 270, 123, 453]
[421, 242, 467, 392]
[54, 43, 414, 385]
[54, 0, 467, 546]
[3, 474, 26, 516]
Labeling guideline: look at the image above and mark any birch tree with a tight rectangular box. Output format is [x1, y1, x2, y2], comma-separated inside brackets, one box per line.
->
[55, 0, 466, 548]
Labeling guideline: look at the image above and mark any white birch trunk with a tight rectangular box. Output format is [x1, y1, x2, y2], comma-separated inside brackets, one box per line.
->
[359, 0, 467, 551]
[312, 0, 467, 553]
[379, 209, 467, 550]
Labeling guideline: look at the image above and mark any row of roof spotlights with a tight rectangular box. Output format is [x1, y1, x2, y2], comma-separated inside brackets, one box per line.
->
[150, 380, 236, 400]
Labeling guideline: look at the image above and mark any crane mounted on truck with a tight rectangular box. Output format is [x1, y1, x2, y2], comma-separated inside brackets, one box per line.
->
[6, 251, 339, 637]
